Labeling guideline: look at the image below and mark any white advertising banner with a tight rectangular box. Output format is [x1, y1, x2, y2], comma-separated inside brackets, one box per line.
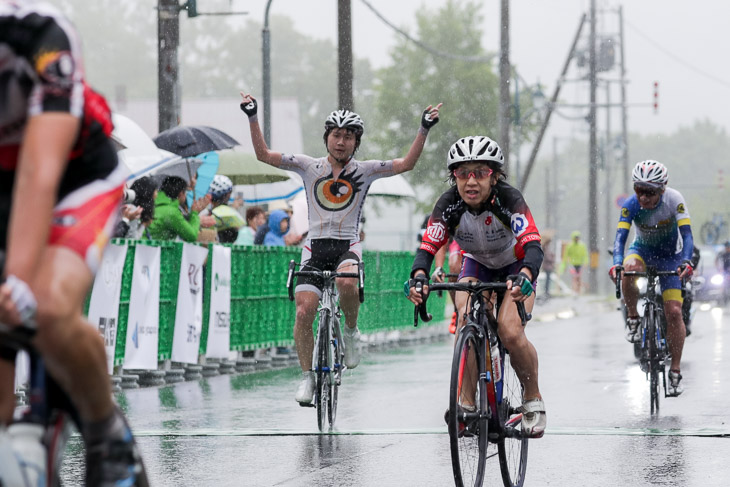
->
[206, 245, 232, 359]
[124, 245, 161, 370]
[87, 244, 128, 374]
[171, 243, 209, 364]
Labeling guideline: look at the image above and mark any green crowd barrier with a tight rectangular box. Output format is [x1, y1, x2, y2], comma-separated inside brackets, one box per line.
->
[99, 241, 447, 365]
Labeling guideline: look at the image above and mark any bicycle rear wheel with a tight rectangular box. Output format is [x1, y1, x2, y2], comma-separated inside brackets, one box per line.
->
[498, 351, 529, 487]
[448, 325, 487, 487]
[316, 310, 331, 432]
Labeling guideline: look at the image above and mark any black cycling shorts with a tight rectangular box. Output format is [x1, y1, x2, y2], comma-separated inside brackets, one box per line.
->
[296, 238, 361, 295]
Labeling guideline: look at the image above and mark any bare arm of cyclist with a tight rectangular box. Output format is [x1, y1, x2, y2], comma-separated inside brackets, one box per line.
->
[392, 103, 442, 174]
[239, 92, 283, 167]
[1, 114, 79, 325]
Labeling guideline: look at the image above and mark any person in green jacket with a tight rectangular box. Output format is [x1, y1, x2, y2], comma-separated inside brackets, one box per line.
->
[147, 176, 210, 242]
[560, 230, 589, 294]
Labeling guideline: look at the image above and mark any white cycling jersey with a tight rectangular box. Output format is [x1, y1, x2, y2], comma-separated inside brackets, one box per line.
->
[280, 154, 395, 240]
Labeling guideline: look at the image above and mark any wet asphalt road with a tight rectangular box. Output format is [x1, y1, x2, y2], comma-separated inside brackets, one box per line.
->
[61, 298, 730, 486]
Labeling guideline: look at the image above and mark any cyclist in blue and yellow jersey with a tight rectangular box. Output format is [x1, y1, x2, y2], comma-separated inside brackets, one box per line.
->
[239, 91, 442, 405]
[609, 160, 694, 396]
[0, 2, 147, 485]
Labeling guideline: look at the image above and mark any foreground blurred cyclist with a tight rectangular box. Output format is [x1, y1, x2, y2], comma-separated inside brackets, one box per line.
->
[0, 2, 146, 484]
[406, 136, 546, 438]
[240, 91, 442, 405]
[609, 160, 694, 396]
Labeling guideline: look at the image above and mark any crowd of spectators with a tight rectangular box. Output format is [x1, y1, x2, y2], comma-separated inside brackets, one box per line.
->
[115, 174, 305, 247]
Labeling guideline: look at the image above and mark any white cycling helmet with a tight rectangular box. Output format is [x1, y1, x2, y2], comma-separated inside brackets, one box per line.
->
[447, 136, 504, 170]
[632, 160, 668, 187]
[209, 174, 233, 201]
[324, 109, 364, 134]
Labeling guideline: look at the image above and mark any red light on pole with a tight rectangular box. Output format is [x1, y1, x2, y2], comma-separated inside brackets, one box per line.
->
[653, 81, 659, 114]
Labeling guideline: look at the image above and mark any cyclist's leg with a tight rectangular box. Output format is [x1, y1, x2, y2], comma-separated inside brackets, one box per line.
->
[293, 290, 319, 371]
[660, 281, 685, 374]
[335, 241, 362, 330]
[622, 253, 646, 318]
[32, 246, 112, 423]
[497, 291, 540, 401]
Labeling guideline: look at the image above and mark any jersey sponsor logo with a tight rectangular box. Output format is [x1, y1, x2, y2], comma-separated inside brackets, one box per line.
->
[485, 216, 493, 225]
[313, 170, 364, 211]
[380, 161, 386, 166]
[426, 221, 447, 242]
[621, 208, 629, 218]
[35, 50, 75, 88]
[677, 203, 685, 214]
[520, 233, 541, 245]
[510, 213, 529, 237]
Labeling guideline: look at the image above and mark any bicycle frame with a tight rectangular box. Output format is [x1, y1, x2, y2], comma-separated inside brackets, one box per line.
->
[286, 260, 364, 431]
[616, 266, 679, 413]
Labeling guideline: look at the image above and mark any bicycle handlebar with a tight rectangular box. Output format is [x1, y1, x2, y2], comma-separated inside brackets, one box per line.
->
[614, 267, 684, 299]
[286, 260, 365, 303]
[413, 280, 531, 327]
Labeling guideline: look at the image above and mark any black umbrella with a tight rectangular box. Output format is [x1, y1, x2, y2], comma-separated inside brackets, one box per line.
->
[152, 125, 240, 158]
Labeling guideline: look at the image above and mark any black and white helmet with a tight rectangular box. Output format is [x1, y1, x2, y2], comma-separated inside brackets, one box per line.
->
[324, 109, 364, 135]
[632, 160, 668, 187]
[209, 174, 233, 201]
[447, 136, 504, 170]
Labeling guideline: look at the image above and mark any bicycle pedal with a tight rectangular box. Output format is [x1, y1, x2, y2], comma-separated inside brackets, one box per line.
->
[298, 402, 316, 408]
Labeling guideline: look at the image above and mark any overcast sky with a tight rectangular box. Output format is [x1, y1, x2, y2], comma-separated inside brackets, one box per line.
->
[230, 0, 730, 138]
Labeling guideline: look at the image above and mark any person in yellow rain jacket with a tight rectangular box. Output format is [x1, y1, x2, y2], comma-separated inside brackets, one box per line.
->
[560, 231, 589, 294]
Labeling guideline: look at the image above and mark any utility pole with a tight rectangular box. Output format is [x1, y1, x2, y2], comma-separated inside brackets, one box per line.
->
[338, 0, 354, 111]
[499, 0, 511, 171]
[262, 0, 274, 145]
[588, 0, 599, 294]
[604, 82, 612, 295]
[618, 5, 630, 194]
[158, 0, 180, 132]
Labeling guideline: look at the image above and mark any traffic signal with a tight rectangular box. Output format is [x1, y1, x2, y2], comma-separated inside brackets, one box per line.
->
[653, 81, 659, 114]
[185, 0, 198, 17]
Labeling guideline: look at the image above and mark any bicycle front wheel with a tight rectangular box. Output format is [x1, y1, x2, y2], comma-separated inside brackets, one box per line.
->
[328, 316, 343, 429]
[498, 351, 529, 487]
[448, 325, 488, 487]
[646, 310, 660, 414]
[316, 310, 332, 432]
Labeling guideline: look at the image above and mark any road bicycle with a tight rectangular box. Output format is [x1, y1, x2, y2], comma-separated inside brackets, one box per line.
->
[699, 213, 728, 245]
[415, 279, 531, 487]
[286, 260, 364, 432]
[0, 318, 76, 486]
[615, 266, 680, 414]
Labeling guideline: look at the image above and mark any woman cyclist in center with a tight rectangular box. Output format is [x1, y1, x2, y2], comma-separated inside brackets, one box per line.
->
[406, 136, 546, 438]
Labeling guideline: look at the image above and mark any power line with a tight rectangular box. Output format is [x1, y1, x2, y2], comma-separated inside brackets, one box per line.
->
[625, 19, 730, 89]
[358, 0, 496, 63]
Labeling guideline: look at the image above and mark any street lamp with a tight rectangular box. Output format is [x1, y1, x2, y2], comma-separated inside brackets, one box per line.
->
[262, 0, 274, 146]
[513, 80, 546, 188]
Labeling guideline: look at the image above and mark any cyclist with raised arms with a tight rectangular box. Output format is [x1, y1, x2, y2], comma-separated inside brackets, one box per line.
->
[240, 92, 442, 405]
[609, 160, 694, 396]
[406, 136, 546, 438]
[0, 2, 146, 484]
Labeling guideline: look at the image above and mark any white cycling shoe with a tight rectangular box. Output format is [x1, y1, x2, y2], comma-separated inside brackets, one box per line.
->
[343, 326, 361, 369]
[519, 398, 547, 438]
[667, 370, 683, 397]
[295, 371, 315, 405]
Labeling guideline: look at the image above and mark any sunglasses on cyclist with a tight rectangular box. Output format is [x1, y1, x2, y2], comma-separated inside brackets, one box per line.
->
[634, 185, 660, 197]
[453, 167, 493, 181]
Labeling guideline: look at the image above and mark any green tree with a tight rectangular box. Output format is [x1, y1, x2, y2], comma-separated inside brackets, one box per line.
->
[367, 0, 501, 205]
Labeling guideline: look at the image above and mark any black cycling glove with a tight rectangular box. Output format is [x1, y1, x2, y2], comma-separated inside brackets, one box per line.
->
[421, 107, 439, 130]
[240, 98, 258, 118]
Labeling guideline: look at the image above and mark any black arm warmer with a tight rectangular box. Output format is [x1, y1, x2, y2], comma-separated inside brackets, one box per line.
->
[522, 241, 544, 281]
[411, 248, 436, 278]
